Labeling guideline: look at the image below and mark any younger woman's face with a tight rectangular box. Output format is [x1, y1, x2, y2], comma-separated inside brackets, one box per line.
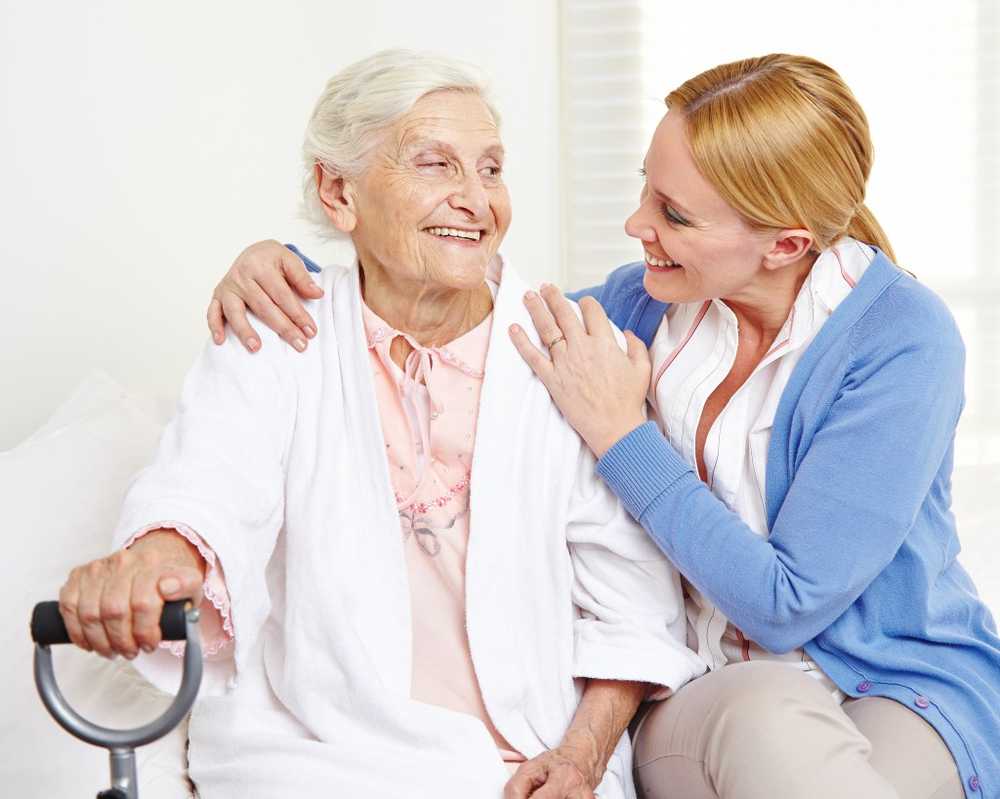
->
[625, 110, 775, 304]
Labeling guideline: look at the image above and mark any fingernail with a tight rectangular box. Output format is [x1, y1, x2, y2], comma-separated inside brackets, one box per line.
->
[160, 577, 180, 595]
[524, 291, 537, 300]
[293, 338, 306, 352]
[141, 643, 155, 653]
[509, 324, 521, 334]
[303, 325, 316, 338]
[213, 332, 223, 344]
[247, 338, 260, 352]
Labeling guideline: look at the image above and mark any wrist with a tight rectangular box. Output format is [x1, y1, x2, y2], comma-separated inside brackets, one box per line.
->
[129, 529, 207, 579]
[554, 736, 604, 790]
[588, 415, 646, 460]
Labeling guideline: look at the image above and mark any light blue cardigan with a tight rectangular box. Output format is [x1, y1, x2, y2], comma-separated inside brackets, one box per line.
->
[571, 252, 999, 798]
[294, 245, 998, 796]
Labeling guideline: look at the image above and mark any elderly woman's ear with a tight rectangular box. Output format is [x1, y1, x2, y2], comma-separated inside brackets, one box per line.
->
[315, 163, 358, 233]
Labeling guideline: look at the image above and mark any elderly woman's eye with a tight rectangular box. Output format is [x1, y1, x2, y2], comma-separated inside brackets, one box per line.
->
[481, 165, 502, 178]
[418, 161, 448, 169]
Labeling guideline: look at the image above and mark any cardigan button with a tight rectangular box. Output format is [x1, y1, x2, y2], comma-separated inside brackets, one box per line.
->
[856, 680, 872, 693]
[914, 695, 930, 709]
[968, 775, 980, 792]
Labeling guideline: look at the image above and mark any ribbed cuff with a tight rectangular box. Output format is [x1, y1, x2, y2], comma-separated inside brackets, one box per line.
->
[596, 421, 693, 520]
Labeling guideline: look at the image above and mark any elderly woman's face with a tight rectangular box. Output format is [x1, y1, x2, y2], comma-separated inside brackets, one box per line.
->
[349, 90, 511, 291]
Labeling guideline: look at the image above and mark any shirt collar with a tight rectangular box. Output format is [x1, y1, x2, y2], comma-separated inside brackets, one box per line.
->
[705, 236, 873, 361]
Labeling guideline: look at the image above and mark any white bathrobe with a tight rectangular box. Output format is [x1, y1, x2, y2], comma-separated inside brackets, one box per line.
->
[114, 258, 705, 799]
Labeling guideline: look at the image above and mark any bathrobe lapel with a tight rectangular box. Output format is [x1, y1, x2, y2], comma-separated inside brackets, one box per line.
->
[325, 264, 413, 694]
[464, 264, 542, 751]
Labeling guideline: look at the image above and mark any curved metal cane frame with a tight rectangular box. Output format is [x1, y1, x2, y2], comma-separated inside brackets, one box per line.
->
[33, 605, 203, 798]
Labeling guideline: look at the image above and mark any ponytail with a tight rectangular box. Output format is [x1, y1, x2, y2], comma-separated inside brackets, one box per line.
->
[847, 203, 896, 263]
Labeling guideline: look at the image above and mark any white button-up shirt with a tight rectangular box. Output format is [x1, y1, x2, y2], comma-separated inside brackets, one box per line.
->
[648, 237, 876, 697]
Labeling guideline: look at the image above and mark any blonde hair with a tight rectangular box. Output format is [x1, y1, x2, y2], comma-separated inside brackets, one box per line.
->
[301, 49, 500, 237]
[666, 54, 896, 263]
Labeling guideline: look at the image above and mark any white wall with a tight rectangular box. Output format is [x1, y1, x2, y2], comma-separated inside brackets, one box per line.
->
[0, 0, 561, 449]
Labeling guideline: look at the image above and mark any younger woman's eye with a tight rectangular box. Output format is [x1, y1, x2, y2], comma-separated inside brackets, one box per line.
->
[661, 203, 689, 226]
[638, 167, 647, 178]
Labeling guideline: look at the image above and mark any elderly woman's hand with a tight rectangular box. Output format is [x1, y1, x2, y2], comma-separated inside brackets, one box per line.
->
[207, 239, 325, 353]
[57, 530, 206, 659]
[503, 747, 597, 799]
[509, 284, 650, 459]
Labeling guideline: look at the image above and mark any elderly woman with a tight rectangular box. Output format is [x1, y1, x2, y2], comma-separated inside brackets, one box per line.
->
[56, 51, 704, 799]
[210, 55, 1000, 799]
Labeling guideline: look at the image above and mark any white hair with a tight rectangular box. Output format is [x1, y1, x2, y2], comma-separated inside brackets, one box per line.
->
[301, 49, 501, 237]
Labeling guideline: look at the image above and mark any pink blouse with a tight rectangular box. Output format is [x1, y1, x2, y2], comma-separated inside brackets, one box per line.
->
[129, 268, 524, 767]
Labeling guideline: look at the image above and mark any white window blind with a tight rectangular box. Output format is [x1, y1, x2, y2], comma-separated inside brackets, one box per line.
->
[560, 0, 648, 290]
[559, 0, 1000, 609]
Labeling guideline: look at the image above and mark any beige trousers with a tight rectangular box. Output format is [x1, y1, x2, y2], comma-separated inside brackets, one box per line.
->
[631, 662, 963, 799]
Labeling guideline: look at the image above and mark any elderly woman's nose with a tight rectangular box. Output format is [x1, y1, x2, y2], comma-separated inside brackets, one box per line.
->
[625, 206, 658, 243]
[448, 172, 490, 219]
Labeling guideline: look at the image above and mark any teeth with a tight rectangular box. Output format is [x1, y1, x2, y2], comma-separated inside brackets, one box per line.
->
[645, 251, 677, 268]
[427, 227, 481, 241]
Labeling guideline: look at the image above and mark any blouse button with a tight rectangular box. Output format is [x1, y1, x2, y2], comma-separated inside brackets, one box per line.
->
[431, 412, 440, 420]
[914, 695, 930, 709]
[856, 680, 872, 693]
[969, 775, 980, 792]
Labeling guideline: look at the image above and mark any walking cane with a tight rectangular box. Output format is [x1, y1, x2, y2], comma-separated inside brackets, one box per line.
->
[30, 600, 202, 799]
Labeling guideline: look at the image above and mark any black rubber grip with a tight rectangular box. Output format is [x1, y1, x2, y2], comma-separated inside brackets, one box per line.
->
[30, 600, 190, 646]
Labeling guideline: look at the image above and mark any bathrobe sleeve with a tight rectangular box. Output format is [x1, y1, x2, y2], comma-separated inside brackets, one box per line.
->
[566, 442, 706, 698]
[111, 322, 297, 687]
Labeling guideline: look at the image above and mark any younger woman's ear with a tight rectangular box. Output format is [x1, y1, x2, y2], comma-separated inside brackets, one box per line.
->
[762, 228, 815, 270]
[315, 163, 358, 233]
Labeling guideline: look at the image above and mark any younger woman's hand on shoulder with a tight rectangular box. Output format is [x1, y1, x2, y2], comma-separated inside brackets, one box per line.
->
[207, 239, 324, 354]
[509, 284, 650, 459]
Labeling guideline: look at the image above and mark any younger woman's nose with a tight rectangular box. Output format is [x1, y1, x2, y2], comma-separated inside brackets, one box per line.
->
[625, 210, 658, 243]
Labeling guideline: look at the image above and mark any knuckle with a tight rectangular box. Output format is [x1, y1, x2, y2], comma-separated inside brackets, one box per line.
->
[100, 598, 128, 621]
[78, 607, 101, 626]
[130, 595, 157, 616]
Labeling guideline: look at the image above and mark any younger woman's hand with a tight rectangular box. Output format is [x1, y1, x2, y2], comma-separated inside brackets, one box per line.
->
[509, 284, 650, 458]
[207, 240, 324, 353]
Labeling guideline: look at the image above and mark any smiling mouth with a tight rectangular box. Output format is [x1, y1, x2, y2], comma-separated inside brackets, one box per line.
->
[645, 250, 681, 271]
[423, 226, 485, 243]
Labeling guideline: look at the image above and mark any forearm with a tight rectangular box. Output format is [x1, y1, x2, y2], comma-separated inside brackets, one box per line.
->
[558, 678, 649, 788]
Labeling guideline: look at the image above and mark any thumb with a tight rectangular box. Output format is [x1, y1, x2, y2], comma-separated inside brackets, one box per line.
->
[157, 566, 204, 602]
[624, 330, 649, 366]
[283, 251, 325, 299]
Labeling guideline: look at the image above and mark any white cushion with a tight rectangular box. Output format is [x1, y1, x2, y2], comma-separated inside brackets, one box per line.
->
[0, 372, 192, 797]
